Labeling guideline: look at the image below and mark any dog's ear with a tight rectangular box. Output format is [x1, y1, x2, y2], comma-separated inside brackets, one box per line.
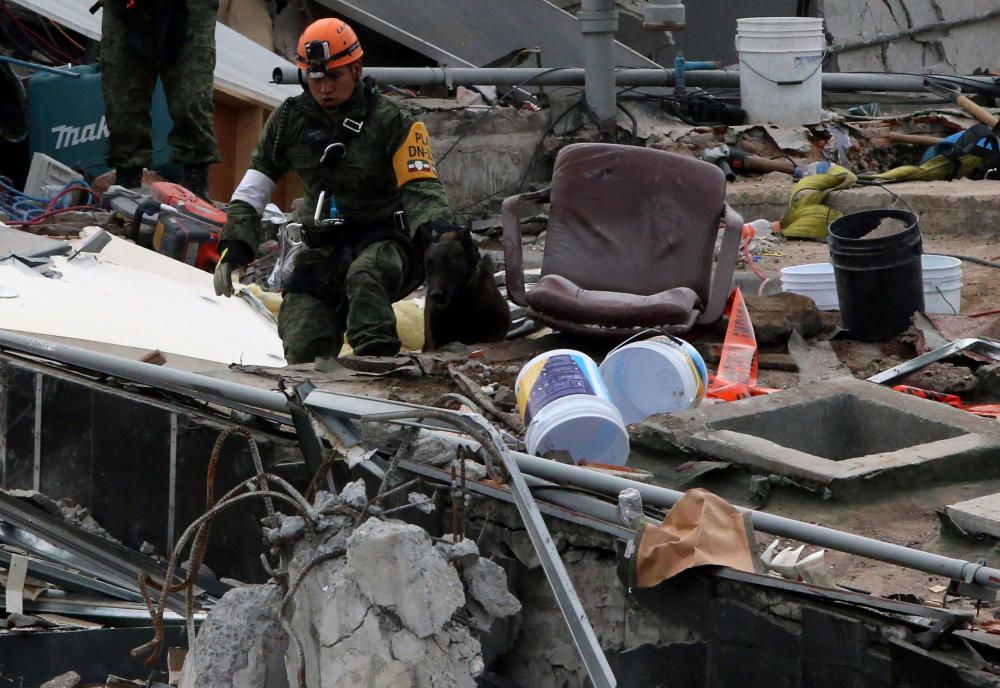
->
[427, 219, 470, 244]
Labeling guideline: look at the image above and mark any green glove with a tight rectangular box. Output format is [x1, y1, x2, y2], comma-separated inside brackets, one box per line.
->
[213, 242, 253, 297]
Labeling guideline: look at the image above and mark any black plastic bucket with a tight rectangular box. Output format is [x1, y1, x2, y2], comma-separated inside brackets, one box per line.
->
[828, 208, 923, 342]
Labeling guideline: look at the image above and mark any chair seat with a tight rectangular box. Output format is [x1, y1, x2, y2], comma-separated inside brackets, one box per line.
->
[526, 274, 702, 328]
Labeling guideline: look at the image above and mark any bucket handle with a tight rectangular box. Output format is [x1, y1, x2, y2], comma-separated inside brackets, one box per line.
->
[606, 327, 687, 357]
[738, 49, 825, 86]
[825, 182, 920, 238]
[934, 284, 960, 315]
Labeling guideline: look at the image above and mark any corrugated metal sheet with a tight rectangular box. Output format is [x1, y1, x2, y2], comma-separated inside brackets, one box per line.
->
[11, 0, 295, 108]
[313, 0, 660, 68]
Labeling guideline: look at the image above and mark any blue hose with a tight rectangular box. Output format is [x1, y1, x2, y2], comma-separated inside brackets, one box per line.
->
[0, 178, 96, 221]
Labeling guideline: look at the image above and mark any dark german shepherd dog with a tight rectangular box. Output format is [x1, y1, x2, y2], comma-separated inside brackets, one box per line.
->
[423, 227, 511, 351]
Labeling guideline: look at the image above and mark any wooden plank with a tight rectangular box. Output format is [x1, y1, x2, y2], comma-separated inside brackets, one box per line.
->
[209, 96, 302, 211]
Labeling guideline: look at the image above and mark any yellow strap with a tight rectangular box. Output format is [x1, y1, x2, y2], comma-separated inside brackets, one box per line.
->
[779, 154, 984, 240]
[780, 164, 856, 240]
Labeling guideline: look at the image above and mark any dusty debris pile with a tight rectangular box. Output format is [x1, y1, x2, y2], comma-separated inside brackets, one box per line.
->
[182, 480, 520, 688]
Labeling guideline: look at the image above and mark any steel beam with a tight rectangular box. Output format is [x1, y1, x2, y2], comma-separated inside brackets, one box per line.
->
[0, 330, 290, 418]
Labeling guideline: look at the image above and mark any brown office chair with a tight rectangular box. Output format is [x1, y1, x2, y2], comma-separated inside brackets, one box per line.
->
[502, 142, 744, 337]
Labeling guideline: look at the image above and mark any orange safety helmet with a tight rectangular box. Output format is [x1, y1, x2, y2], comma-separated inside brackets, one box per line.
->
[296, 18, 363, 77]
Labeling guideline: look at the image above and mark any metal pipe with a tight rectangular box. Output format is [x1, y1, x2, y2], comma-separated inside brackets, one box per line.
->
[0, 330, 290, 416]
[0, 55, 80, 77]
[327, 66, 995, 95]
[509, 452, 1000, 589]
[579, 0, 619, 131]
[829, 8, 1000, 55]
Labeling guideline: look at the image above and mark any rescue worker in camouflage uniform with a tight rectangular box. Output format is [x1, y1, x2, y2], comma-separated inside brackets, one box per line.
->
[214, 18, 461, 362]
[99, 0, 220, 197]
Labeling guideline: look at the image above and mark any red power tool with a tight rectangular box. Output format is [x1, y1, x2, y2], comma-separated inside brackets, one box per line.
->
[149, 182, 225, 272]
[104, 182, 225, 272]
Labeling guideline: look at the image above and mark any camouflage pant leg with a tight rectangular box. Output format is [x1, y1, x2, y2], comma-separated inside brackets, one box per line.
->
[344, 240, 409, 356]
[278, 291, 345, 364]
[158, 7, 220, 166]
[100, 10, 159, 170]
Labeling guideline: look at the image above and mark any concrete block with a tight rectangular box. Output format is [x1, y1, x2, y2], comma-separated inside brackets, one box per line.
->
[180, 584, 288, 688]
[945, 493, 1000, 539]
[345, 519, 465, 638]
[436, 533, 481, 568]
[339, 479, 368, 510]
[641, 377, 1000, 491]
[462, 559, 522, 619]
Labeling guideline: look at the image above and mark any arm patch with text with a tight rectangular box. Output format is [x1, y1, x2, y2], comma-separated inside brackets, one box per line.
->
[392, 121, 439, 187]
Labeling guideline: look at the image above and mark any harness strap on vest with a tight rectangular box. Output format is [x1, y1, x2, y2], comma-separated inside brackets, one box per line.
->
[317, 78, 380, 201]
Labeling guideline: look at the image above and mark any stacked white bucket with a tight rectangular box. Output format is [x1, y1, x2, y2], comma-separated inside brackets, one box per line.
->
[735, 17, 825, 125]
[780, 255, 964, 314]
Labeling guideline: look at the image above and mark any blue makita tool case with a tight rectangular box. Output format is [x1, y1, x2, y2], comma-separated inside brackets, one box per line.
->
[27, 63, 176, 179]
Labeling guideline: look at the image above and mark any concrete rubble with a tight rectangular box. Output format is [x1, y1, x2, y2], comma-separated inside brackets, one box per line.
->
[179, 585, 289, 688]
[183, 481, 520, 688]
[39, 671, 81, 688]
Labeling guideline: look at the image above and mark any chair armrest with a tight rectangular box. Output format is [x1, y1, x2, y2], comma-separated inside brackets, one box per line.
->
[501, 187, 550, 307]
[698, 203, 744, 324]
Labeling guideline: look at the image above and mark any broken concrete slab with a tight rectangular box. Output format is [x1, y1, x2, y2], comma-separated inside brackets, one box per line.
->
[945, 494, 1000, 540]
[744, 292, 824, 345]
[278, 492, 517, 688]
[463, 559, 522, 619]
[345, 520, 466, 638]
[642, 376, 1000, 492]
[787, 332, 853, 384]
[179, 584, 288, 688]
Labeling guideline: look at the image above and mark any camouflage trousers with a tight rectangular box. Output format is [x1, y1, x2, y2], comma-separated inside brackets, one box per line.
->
[100, 7, 220, 170]
[279, 241, 409, 363]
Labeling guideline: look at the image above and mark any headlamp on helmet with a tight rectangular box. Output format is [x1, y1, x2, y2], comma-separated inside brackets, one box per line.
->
[295, 18, 364, 79]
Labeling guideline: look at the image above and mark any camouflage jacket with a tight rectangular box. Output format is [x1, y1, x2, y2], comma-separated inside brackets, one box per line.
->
[222, 81, 454, 255]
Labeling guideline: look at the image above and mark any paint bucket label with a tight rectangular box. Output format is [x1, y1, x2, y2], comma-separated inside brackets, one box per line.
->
[516, 353, 595, 425]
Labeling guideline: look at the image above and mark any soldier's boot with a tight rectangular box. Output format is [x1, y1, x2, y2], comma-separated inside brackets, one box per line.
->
[182, 164, 211, 201]
[116, 167, 143, 190]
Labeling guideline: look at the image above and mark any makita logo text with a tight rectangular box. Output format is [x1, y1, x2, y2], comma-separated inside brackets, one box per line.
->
[51, 116, 110, 150]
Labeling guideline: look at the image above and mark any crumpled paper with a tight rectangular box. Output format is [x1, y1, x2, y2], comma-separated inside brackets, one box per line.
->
[636, 487, 755, 588]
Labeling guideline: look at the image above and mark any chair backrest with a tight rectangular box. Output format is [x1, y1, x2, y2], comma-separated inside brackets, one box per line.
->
[541, 143, 727, 300]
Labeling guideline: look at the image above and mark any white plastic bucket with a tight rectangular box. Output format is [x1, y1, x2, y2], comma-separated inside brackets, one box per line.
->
[780, 263, 838, 310]
[735, 17, 825, 125]
[781, 255, 963, 314]
[515, 349, 630, 466]
[921, 254, 962, 314]
[599, 335, 707, 426]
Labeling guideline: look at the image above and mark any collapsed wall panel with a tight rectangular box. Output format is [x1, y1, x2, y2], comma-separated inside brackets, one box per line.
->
[0, 355, 303, 582]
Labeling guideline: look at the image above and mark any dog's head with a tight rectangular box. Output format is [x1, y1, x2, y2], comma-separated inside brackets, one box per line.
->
[424, 226, 478, 308]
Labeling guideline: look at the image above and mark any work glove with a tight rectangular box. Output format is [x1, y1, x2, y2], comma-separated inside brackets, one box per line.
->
[213, 241, 254, 298]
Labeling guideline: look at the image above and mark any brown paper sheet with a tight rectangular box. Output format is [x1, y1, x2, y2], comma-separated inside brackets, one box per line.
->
[636, 488, 755, 588]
